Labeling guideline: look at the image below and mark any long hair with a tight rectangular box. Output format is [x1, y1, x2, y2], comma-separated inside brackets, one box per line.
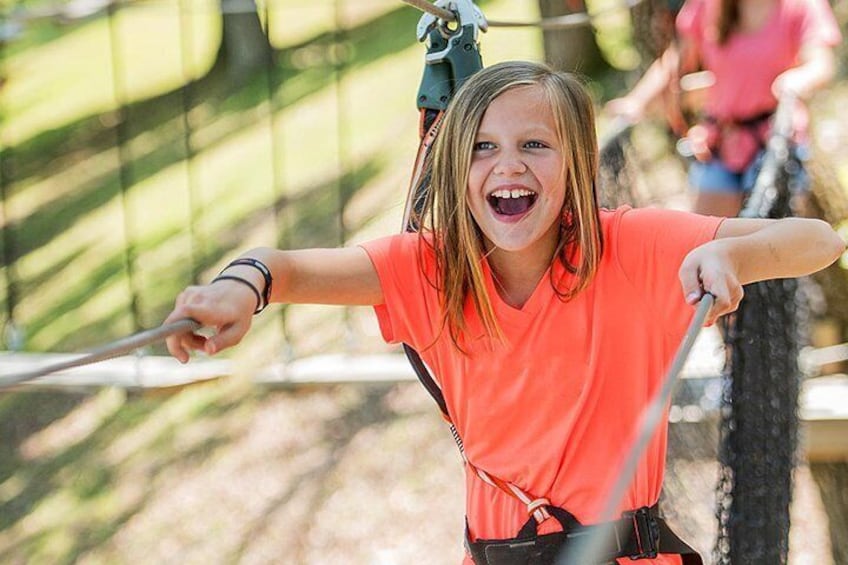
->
[716, 0, 739, 44]
[416, 60, 603, 348]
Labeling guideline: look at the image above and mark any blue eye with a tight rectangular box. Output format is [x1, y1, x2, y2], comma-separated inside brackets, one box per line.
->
[525, 140, 547, 149]
[473, 141, 495, 151]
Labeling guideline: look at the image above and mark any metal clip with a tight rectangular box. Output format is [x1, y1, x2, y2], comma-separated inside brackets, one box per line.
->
[416, 0, 488, 63]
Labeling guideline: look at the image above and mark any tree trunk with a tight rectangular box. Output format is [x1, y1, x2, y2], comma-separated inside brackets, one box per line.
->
[628, 0, 677, 69]
[804, 151, 848, 373]
[214, 0, 272, 83]
[537, 0, 611, 74]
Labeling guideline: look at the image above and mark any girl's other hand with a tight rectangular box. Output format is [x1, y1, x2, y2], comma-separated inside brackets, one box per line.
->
[604, 96, 646, 125]
[683, 124, 713, 162]
[164, 280, 256, 363]
[772, 68, 807, 99]
[678, 240, 744, 326]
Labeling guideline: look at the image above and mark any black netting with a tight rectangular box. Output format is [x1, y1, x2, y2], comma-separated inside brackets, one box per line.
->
[714, 276, 801, 564]
[712, 131, 807, 564]
[598, 124, 641, 208]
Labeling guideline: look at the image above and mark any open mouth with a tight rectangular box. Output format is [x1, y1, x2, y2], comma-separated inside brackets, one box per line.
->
[487, 188, 537, 216]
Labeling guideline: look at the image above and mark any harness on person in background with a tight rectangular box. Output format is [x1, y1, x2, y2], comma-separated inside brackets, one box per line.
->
[401, 3, 702, 563]
[700, 110, 774, 173]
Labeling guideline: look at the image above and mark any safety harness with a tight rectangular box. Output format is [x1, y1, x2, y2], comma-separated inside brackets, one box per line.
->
[402, 3, 703, 563]
[700, 110, 774, 173]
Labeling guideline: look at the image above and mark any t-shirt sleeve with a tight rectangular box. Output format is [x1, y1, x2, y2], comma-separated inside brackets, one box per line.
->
[613, 207, 723, 340]
[358, 233, 439, 348]
[796, 0, 842, 48]
[676, 0, 707, 43]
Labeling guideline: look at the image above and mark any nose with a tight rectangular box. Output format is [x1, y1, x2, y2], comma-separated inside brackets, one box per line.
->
[493, 149, 527, 176]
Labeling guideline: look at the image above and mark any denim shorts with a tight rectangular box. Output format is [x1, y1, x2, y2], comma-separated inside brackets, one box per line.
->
[688, 146, 810, 194]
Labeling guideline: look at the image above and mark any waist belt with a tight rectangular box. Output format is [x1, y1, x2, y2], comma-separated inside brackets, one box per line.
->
[466, 504, 703, 565]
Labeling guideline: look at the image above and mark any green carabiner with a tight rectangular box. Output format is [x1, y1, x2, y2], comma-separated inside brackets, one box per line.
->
[415, 0, 487, 111]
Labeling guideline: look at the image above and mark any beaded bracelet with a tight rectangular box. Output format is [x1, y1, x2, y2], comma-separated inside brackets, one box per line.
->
[211, 275, 263, 314]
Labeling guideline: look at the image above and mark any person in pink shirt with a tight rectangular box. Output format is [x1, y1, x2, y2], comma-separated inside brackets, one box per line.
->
[607, 0, 841, 217]
[164, 61, 844, 564]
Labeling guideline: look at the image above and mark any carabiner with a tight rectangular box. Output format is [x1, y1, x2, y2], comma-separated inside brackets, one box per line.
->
[414, 0, 487, 110]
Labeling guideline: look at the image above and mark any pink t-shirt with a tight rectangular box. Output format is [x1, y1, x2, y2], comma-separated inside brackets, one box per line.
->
[677, 0, 841, 125]
[361, 207, 723, 564]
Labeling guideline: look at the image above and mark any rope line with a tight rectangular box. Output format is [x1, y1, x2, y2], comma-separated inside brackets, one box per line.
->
[556, 294, 714, 564]
[2, 0, 645, 33]
[400, 0, 455, 22]
[488, 0, 645, 30]
[0, 318, 201, 388]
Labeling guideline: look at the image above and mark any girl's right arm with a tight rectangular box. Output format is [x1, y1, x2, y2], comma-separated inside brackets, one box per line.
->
[772, 43, 836, 99]
[164, 246, 382, 362]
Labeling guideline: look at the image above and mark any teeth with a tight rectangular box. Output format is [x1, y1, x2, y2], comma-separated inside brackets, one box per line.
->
[491, 189, 535, 199]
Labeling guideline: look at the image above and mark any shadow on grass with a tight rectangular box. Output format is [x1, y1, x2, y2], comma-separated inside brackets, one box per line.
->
[5, 4, 417, 352]
[20, 149, 386, 352]
[0, 383, 246, 562]
[6, 4, 421, 192]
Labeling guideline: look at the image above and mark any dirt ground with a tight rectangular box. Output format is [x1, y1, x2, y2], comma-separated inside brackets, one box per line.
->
[7, 380, 831, 565]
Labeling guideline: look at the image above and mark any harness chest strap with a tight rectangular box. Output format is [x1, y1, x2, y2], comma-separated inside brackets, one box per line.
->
[442, 415, 552, 523]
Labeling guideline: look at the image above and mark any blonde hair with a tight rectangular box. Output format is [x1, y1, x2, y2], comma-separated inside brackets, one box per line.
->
[415, 60, 603, 348]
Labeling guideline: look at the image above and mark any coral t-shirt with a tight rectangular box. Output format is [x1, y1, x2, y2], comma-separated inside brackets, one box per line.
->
[361, 207, 723, 564]
[677, 0, 841, 129]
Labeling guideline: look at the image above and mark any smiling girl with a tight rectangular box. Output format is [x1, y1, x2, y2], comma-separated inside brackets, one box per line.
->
[165, 61, 844, 564]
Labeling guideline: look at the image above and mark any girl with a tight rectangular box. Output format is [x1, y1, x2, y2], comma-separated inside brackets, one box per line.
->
[164, 61, 844, 564]
[607, 0, 841, 217]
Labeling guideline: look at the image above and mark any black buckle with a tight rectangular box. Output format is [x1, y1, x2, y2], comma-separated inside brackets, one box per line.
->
[628, 507, 659, 560]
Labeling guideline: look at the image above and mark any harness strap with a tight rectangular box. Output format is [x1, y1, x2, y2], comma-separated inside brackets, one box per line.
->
[706, 109, 774, 129]
[472, 464, 552, 523]
[466, 503, 704, 565]
[402, 110, 444, 233]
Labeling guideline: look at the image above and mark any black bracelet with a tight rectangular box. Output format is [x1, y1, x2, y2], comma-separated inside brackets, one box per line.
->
[211, 275, 262, 315]
[223, 258, 273, 311]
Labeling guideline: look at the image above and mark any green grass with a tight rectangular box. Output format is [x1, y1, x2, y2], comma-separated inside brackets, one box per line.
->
[0, 0, 552, 357]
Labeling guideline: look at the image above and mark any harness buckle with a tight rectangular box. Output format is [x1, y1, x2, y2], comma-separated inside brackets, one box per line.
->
[627, 506, 659, 560]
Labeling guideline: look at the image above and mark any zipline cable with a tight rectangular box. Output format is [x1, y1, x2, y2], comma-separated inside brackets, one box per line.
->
[3, 0, 645, 33]
[556, 293, 714, 564]
[400, 0, 454, 22]
[488, 0, 645, 29]
[402, 0, 644, 29]
[0, 318, 201, 388]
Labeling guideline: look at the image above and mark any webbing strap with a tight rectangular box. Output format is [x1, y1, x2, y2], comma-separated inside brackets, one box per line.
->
[466, 503, 704, 565]
[403, 336, 552, 523]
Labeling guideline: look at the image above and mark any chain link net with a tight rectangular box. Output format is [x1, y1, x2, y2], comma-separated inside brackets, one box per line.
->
[711, 137, 809, 565]
[714, 277, 800, 564]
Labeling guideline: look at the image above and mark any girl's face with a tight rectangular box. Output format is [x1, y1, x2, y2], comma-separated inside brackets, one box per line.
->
[467, 85, 566, 263]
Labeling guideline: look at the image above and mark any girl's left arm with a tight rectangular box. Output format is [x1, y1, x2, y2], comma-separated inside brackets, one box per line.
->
[679, 217, 845, 325]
